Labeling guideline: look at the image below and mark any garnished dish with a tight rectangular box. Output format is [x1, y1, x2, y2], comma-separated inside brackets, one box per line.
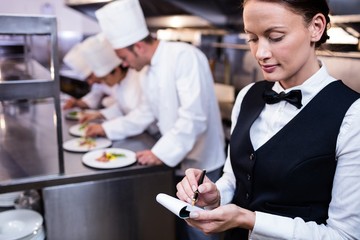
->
[96, 152, 126, 162]
[69, 123, 88, 137]
[79, 122, 89, 130]
[68, 111, 78, 117]
[65, 109, 97, 121]
[82, 148, 136, 169]
[63, 137, 112, 153]
[65, 110, 83, 121]
[79, 137, 96, 149]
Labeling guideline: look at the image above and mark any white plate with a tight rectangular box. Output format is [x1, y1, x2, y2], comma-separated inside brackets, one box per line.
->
[63, 137, 112, 153]
[68, 123, 88, 137]
[0, 192, 22, 207]
[82, 148, 136, 169]
[20, 225, 45, 240]
[0, 209, 43, 240]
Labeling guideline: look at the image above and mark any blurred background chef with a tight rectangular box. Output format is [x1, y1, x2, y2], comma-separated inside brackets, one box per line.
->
[78, 33, 148, 137]
[96, 1, 225, 240]
[62, 36, 116, 110]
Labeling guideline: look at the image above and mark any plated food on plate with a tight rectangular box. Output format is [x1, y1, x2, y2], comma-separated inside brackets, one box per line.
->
[65, 109, 97, 121]
[65, 110, 83, 121]
[63, 137, 112, 153]
[69, 123, 89, 137]
[82, 148, 136, 169]
[96, 151, 126, 162]
[78, 137, 96, 149]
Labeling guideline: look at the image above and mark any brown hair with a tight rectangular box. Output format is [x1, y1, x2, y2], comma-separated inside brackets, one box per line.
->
[242, 0, 330, 48]
[126, 34, 155, 53]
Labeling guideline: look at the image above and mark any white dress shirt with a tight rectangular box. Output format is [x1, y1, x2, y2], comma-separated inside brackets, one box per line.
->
[101, 40, 225, 175]
[216, 63, 360, 239]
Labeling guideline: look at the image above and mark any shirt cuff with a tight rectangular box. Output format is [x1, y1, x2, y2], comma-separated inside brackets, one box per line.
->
[102, 120, 126, 140]
[250, 211, 294, 239]
[100, 105, 123, 120]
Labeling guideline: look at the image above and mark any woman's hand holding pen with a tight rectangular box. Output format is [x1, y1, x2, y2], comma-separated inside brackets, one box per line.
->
[176, 168, 220, 209]
[176, 168, 256, 234]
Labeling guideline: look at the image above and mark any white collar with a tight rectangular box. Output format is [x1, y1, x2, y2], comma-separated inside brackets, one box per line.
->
[273, 61, 337, 107]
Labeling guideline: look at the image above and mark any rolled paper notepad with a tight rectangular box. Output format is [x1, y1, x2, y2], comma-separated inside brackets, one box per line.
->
[156, 193, 204, 219]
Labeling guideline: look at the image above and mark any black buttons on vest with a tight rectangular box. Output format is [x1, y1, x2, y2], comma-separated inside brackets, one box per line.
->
[245, 154, 255, 200]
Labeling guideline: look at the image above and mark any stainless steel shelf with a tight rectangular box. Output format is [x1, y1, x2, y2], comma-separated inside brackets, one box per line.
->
[0, 15, 64, 178]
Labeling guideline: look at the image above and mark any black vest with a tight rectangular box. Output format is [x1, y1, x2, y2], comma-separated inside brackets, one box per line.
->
[226, 80, 359, 240]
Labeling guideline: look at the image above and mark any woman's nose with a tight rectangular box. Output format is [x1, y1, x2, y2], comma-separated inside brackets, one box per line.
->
[255, 40, 271, 61]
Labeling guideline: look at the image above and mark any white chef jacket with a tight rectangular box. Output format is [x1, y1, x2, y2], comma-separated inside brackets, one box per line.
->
[216, 63, 360, 239]
[100, 68, 145, 120]
[82, 82, 115, 109]
[102, 40, 225, 175]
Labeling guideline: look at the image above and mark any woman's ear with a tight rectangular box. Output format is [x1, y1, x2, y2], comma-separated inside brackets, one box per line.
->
[309, 13, 327, 43]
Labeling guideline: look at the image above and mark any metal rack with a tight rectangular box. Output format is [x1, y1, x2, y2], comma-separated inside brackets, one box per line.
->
[0, 14, 64, 174]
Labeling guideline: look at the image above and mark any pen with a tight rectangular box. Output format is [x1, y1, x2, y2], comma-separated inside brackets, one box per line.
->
[191, 169, 206, 206]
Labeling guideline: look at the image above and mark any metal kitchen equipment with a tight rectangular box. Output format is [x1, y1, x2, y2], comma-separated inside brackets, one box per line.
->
[0, 15, 64, 174]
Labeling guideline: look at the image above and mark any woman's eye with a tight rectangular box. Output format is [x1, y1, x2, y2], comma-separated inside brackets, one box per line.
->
[247, 36, 258, 43]
[269, 35, 284, 42]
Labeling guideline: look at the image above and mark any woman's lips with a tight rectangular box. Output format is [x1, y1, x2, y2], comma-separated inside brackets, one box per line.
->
[261, 64, 278, 73]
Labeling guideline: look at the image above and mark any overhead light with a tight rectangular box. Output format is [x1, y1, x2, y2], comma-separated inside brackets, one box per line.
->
[329, 14, 360, 24]
[156, 28, 202, 45]
[146, 15, 211, 29]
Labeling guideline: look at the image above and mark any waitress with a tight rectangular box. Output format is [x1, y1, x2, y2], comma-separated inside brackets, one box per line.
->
[176, 0, 360, 239]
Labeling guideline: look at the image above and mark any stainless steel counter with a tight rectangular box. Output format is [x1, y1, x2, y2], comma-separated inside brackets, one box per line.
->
[0, 99, 172, 192]
[0, 99, 176, 240]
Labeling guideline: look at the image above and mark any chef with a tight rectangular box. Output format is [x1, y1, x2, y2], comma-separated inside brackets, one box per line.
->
[95, 1, 225, 240]
[62, 37, 116, 110]
[77, 33, 146, 126]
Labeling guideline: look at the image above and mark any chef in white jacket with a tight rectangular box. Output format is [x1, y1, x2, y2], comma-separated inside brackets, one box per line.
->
[62, 37, 117, 110]
[96, 1, 225, 240]
[77, 33, 146, 127]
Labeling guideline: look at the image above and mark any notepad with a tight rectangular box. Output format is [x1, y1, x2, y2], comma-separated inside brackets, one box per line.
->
[156, 193, 204, 219]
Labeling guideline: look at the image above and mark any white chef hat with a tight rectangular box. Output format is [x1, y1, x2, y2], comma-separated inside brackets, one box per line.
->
[80, 33, 122, 78]
[95, 0, 149, 49]
[63, 43, 92, 80]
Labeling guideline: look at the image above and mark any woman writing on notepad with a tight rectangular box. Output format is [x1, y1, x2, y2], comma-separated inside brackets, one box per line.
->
[176, 0, 360, 239]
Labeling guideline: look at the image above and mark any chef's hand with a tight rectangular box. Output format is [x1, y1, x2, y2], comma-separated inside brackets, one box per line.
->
[63, 98, 89, 110]
[185, 204, 255, 234]
[176, 168, 220, 209]
[79, 112, 104, 123]
[85, 124, 106, 138]
[136, 150, 163, 166]
[63, 98, 77, 110]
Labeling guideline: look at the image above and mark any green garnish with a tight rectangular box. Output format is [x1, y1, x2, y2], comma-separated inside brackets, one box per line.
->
[79, 122, 89, 130]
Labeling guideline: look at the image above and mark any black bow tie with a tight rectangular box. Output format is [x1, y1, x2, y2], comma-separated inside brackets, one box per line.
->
[263, 89, 303, 109]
